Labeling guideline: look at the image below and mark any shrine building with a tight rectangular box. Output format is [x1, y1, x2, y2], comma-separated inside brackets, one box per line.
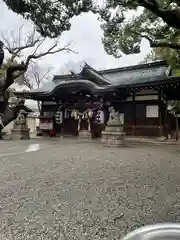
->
[15, 60, 180, 138]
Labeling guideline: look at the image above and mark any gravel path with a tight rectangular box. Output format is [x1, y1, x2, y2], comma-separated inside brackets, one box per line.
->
[0, 139, 180, 239]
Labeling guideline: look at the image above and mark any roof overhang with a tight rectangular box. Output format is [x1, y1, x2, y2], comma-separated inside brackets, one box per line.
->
[114, 76, 180, 89]
[14, 60, 178, 101]
[15, 75, 180, 100]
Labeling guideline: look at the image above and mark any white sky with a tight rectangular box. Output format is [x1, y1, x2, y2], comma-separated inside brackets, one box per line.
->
[0, 1, 151, 109]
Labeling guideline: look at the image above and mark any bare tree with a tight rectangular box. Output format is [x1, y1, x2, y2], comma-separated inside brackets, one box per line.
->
[1, 24, 76, 79]
[0, 24, 77, 131]
[24, 62, 53, 112]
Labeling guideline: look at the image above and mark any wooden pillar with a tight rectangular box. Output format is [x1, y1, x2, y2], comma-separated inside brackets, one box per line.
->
[88, 119, 91, 131]
[164, 97, 168, 138]
[41, 101, 44, 116]
[132, 89, 136, 136]
[61, 108, 64, 137]
[158, 89, 163, 137]
[54, 101, 58, 133]
[78, 118, 81, 131]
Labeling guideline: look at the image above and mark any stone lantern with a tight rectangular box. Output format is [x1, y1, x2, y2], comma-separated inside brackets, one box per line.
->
[11, 109, 30, 140]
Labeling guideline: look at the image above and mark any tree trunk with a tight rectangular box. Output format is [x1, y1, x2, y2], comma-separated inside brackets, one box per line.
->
[175, 114, 179, 141]
[2, 64, 27, 91]
[0, 106, 18, 138]
[1, 106, 19, 130]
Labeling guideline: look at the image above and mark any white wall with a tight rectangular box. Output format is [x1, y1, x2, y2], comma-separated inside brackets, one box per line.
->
[126, 89, 158, 101]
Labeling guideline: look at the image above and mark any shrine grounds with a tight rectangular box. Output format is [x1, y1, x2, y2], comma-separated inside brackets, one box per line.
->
[0, 138, 180, 239]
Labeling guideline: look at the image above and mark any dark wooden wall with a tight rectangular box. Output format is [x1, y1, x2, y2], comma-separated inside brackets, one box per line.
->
[40, 98, 167, 137]
[115, 100, 165, 137]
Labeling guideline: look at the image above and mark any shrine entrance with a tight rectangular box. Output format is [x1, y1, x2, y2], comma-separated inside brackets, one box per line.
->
[15, 60, 180, 138]
[53, 102, 107, 138]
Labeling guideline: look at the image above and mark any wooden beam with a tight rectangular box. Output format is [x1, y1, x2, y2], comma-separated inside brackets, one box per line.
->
[132, 89, 136, 136]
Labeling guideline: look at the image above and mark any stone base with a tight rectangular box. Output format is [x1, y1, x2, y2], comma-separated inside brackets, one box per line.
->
[11, 128, 30, 140]
[101, 131, 124, 147]
[79, 130, 91, 138]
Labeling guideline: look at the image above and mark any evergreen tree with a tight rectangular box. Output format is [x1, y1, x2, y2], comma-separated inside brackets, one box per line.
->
[3, 1, 180, 56]
[143, 47, 180, 75]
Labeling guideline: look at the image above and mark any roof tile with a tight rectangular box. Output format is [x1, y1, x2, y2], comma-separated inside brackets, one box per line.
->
[101, 65, 168, 85]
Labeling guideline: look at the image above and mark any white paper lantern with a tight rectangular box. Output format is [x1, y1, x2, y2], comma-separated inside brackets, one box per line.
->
[88, 110, 93, 118]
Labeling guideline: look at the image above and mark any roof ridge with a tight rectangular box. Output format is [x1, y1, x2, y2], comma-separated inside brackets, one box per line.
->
[81, 63, 111, 85]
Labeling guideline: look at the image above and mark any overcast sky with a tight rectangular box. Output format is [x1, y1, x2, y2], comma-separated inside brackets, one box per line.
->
[0, 1, 151, 109]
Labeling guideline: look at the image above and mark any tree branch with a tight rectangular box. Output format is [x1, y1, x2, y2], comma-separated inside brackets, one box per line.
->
[115, 1, 180, 29]
[0, 25, 77, 94]
[24, 77, 33, 90]
[137, 0, 180, 29]
[150, 40, 180, 49]
[32, 66, 51, 86]
[24, 43, 78, 67]
[1, 26, 42, 62]
[24, 62, 52, 90]
[140, 34, 180, 49]
[131, 29, 180, 49]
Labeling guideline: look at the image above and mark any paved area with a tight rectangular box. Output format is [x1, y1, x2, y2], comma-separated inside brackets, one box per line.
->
[0, 139, 180, 239]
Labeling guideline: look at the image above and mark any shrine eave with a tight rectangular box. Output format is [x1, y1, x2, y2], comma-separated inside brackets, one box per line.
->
[15, 75, 180, 101]
[14, 60, 175, 100]
[116, 75, 180, 89]
[14, 80, 115, 99]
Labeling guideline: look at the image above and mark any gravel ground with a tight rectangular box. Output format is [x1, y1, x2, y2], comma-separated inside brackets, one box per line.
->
[0, 139, 180, 239]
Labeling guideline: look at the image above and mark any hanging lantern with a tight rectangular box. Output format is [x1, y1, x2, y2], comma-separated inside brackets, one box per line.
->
[71, 110, 74, 118]
[96, 110, 104, 124]
[88, 110, 93, 118]
[64, 109, 67, 119]
[74, 111, 77, 119]
[55, 107, 63, 124]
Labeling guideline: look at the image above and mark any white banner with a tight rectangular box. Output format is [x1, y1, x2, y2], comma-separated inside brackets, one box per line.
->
[39, 122, 53, 130]
[146, 105, 159, 118]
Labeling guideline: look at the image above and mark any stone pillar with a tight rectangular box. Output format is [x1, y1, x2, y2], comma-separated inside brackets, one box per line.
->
[11, 109, 30, 140]
[101, 107, 124, 147]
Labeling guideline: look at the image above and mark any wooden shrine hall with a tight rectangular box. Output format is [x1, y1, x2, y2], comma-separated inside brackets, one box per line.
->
[16, 60, 180, 138]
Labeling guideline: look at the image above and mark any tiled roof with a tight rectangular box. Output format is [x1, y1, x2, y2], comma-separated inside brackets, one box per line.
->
[98, 61, 170, 85]
[16, 61, 171, 96]
[52, 60, 170, 86]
